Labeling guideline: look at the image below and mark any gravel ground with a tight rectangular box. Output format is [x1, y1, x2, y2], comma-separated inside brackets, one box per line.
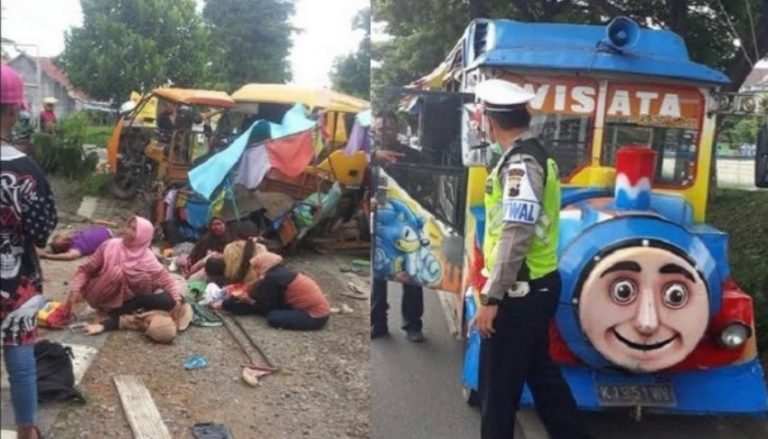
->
[37, 178, 372, 438]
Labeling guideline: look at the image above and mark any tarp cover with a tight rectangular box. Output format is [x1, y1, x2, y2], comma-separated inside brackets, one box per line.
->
[189, 103, 316, 199]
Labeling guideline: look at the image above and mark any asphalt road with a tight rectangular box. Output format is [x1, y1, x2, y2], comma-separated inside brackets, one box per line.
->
[370, 282, 768, 439]
[371, 282, 488, 439]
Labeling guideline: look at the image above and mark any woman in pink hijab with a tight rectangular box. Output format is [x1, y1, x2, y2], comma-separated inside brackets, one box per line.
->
[64, 216, 191, 336]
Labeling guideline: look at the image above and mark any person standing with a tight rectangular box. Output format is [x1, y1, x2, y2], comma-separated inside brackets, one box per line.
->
[1, 64, 58, 439]
[369, 111, 425, 342]
[13, 103, 34, 156]
[471, 79, 589, 439]
[39, 97, 58, 133]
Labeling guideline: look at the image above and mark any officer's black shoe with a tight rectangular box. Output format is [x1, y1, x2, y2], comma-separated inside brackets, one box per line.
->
[406, 331, 425, 343]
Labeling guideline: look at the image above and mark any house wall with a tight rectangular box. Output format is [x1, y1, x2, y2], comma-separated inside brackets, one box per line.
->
[7, 56, 79, 124]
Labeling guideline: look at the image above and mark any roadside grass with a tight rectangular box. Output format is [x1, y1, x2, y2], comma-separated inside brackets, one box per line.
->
[84, 125, 113, 148]
[707, 189, 768, 351]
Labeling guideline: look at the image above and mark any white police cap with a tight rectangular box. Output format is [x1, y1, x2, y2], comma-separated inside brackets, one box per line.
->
[475, 79, 535, 112]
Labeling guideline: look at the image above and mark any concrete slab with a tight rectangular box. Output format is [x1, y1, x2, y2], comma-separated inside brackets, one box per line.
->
[1, 343, 98, 390]
[75, 196, 98, 219]
[0, 330, 107, 434]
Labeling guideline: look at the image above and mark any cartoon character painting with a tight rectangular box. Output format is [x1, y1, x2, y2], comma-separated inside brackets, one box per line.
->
[374, 198, 442, 285]
[578, 245, 710, 372]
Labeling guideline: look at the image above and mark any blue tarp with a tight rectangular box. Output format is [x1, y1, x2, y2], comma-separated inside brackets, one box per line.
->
[189, 103, 316, 200]
[356, 109, 372, 127]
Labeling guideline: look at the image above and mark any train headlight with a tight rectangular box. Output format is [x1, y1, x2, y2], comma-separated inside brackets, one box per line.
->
[719, 323, 751, 349]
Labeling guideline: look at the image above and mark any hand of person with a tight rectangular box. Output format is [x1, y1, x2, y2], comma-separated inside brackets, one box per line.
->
[169, 300, 185, 320]
[65, 290, 81, 310]
[470, 304, 499, 339]
[374, 150, 404, 166]
[393, 272, 414, 284]
[83, 323, 105, 336]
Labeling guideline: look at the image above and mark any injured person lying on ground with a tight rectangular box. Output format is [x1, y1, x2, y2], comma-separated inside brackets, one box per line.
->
[63, 216, 193, 342]
[37, 224, 114, 261]
[211, 251, 331, 331]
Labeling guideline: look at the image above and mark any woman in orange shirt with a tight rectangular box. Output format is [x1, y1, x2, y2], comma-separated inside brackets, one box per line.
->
[221, 252, 330, 330]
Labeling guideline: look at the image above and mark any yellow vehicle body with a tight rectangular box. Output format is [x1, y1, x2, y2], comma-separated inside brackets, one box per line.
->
[231, 83, 370, 146]
[107, 87, 234, 174]
[314, 150, 368, 187]
[231, 83, 369, 113]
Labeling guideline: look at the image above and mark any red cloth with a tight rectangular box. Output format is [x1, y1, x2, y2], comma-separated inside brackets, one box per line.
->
[40, 109, 57, 124]
[265, 130, 314, 177]
[40, 305, 72, 329]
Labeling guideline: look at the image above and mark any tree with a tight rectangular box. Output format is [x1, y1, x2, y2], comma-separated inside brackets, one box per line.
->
[61, 0, 215, 104]
[581, 0, 768, 93]
[372, 0, 475, 108]
[203, 0, 295, 90]
[373, 0, 767, 93]
[329, 8, 371, 99]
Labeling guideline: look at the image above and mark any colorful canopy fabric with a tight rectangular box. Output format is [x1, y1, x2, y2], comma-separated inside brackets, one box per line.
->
[343, 110, 372, 157]
[189, 103, 316, 199]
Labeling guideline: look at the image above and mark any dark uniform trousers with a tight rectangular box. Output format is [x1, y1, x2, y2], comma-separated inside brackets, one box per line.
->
[370, 277, 424, 333]
[479, 271, 590, 439]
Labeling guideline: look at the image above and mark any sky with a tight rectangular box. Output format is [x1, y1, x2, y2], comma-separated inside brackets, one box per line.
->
[0, 0, 368, 88]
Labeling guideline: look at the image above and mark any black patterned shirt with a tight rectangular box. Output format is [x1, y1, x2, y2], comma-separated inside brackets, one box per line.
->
[1, 142, 57, 345]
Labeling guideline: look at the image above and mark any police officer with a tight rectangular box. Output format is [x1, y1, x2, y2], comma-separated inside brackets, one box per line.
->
[471, 79, 589, 439]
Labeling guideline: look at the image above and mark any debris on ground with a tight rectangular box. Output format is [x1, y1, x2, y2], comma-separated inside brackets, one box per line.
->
[192, 422, 234, 439]
[342, 282, 369, 300]
[113, 375, 172, 439]
[184, 355, 209, 370]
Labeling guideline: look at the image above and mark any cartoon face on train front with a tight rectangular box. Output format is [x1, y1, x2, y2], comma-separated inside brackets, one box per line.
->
[578, 246, 709, 372]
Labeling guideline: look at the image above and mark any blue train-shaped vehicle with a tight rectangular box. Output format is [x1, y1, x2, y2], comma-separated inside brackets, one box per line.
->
[403, 16, 768, 415]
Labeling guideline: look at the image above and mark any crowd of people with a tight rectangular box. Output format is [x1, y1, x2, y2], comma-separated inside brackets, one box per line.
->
[0, 64, 332, 438]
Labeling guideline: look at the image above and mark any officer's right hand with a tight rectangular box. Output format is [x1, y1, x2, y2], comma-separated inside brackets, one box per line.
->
[472, 304, 499, 339]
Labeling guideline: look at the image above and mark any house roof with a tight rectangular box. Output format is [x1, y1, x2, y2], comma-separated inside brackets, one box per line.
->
[11, 54, 91, 101]
[38, 57, 90, 101]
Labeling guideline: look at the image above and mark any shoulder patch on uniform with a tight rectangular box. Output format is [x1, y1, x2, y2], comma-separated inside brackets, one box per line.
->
[502, 162, 540, 224]
[505, 168, 525, 197]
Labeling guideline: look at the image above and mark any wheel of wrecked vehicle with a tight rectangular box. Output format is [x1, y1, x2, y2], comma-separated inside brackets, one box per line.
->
[109, 172, 139, 200]
[462, 384, 481, 407]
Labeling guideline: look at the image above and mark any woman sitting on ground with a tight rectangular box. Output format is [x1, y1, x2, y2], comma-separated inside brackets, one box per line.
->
[220, 251, 330, 331]
[38, 224, 113, 261]
[64, 216, 192, 339]
[184, 216, 234, 279]
[222, 237, 267, 284]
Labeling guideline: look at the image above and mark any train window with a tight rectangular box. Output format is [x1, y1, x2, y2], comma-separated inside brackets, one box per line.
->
[602, 123, 699, 186]
[530, 113, 592, 178]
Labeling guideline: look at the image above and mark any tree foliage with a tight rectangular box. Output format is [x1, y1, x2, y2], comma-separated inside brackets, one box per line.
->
[329, 8, 371, 99]
[373, 0, 768, 94]
[203, 0, 295, 90]
[61, 0, 214, 103]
